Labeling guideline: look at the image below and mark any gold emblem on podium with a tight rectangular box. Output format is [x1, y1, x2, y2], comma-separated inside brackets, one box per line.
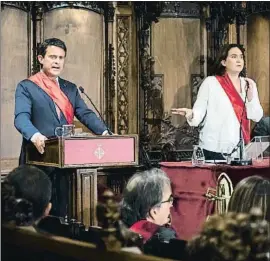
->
[94, 144, 105, 159]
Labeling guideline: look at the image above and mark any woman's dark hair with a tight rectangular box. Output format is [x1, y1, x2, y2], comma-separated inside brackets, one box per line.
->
[212, 44, 246, 77]
[120, 168, 171, 227]
[228, 175, 270, 222]
[187, 208, 270, 261]
[1, 165, 52, 226]
[38, 38, 67, 57]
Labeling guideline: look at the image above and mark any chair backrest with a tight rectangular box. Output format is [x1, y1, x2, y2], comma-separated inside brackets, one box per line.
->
[143, 238, 187, 260]
[2, 225, 174, 261]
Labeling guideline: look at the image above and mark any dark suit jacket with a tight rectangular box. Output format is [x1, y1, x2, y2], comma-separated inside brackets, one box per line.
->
[251, 116, 270, 139]
[14, 77, 107, 164]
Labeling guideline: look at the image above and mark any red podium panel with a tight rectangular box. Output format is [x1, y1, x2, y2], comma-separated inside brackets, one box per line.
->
[26, 135, 139, 168]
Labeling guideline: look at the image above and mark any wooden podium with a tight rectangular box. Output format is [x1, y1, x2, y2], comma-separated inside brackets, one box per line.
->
[26, 134, 138, 227]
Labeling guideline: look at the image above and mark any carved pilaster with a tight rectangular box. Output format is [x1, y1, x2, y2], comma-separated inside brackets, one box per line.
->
[107, 44, 116, 131]
[106, 2, 115, 23]
[116, 16, 130, 134]
[31, 2, 44, 74]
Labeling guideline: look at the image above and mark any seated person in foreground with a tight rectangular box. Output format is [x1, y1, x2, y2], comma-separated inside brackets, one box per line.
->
[251, 116, 270, 157]
[228, 175, 270, 222]
[120, 168, 177, 256]
[251, 116, 270, 138]
[187, 208, 270, 261]
[1, 165, 52, 232]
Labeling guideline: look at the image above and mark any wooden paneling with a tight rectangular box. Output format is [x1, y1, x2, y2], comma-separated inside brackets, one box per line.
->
[152, 18, 201, 126]
[71, 169, 97, 227]
[1, 7, 29, 168]
[3, 225, 172, 261]
[43, 8, 104, 115]
[247, 14, 270, 116]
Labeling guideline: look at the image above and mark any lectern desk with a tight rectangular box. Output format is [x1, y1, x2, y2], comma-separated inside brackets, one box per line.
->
[26, 134, 138, 227]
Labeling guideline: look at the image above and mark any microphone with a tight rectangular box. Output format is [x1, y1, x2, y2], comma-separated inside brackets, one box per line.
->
[230, 80, 252, 166]
[79, 86, 113, 135]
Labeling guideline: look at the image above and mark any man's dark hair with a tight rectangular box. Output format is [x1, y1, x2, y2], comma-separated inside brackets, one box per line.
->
[1, 165, 52, 226]
[212, 44, 246, 77]
[38, 38, 67, 57]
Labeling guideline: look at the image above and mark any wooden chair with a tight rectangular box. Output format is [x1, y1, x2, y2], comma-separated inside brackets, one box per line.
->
[2, 225, 174, 261]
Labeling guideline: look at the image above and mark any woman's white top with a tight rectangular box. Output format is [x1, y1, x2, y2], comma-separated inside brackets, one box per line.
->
[187, 76, 263, 153]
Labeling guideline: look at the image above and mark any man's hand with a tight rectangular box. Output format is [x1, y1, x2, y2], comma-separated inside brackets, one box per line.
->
[171, 108, 193, 120]
[102, 130, 115, 135]
[30, 133, 48, 154]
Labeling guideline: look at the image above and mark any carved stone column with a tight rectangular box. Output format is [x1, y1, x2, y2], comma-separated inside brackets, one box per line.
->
[31, 2, 44, 74]
[104, 2, 116, 132]
[113, 2, 138, 135]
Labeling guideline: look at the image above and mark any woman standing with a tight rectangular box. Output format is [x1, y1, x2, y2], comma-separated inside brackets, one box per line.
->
[172, 44, 263, 160]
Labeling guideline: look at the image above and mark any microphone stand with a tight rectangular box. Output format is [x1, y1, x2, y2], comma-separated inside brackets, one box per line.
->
[79, 86, 113, 135]
[230, 81, 252, 166]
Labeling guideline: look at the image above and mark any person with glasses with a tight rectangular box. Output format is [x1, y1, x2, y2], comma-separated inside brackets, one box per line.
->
[120, 168, 177, 256]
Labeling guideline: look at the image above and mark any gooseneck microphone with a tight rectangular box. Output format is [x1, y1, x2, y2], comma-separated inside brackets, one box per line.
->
[230, 80, 252, 166]
[79, 86, 113, 135]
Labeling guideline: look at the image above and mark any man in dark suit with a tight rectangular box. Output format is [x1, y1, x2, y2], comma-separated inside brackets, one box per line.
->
[14, 38, 109, 217]
[251, 116, 270, 139]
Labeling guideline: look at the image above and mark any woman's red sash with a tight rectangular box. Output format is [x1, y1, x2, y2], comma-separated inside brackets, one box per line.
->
[216, 74, 250, 144]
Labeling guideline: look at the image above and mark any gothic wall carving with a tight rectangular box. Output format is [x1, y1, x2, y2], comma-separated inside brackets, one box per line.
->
[114, 2, 138, 135]
[161, 2, 200, 18]
[116, 16, 130, 134]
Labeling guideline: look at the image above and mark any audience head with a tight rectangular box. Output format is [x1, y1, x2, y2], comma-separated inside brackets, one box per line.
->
[213, 43, 246, 77]
[121, 168, 173, 227]
[187, 208, 270, 261]
[1, 165, 52, 226]
[228, 175, 270, 222]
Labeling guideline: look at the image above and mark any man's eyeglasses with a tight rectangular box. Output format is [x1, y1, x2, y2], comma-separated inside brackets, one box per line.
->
[160, 194, 174, 204]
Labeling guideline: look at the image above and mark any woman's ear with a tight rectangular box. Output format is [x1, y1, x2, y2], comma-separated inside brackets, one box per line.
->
[221, 60, 226, 67]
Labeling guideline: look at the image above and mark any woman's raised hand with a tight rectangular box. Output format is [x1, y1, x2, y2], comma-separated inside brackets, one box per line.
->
[171, 108, 193, 120]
